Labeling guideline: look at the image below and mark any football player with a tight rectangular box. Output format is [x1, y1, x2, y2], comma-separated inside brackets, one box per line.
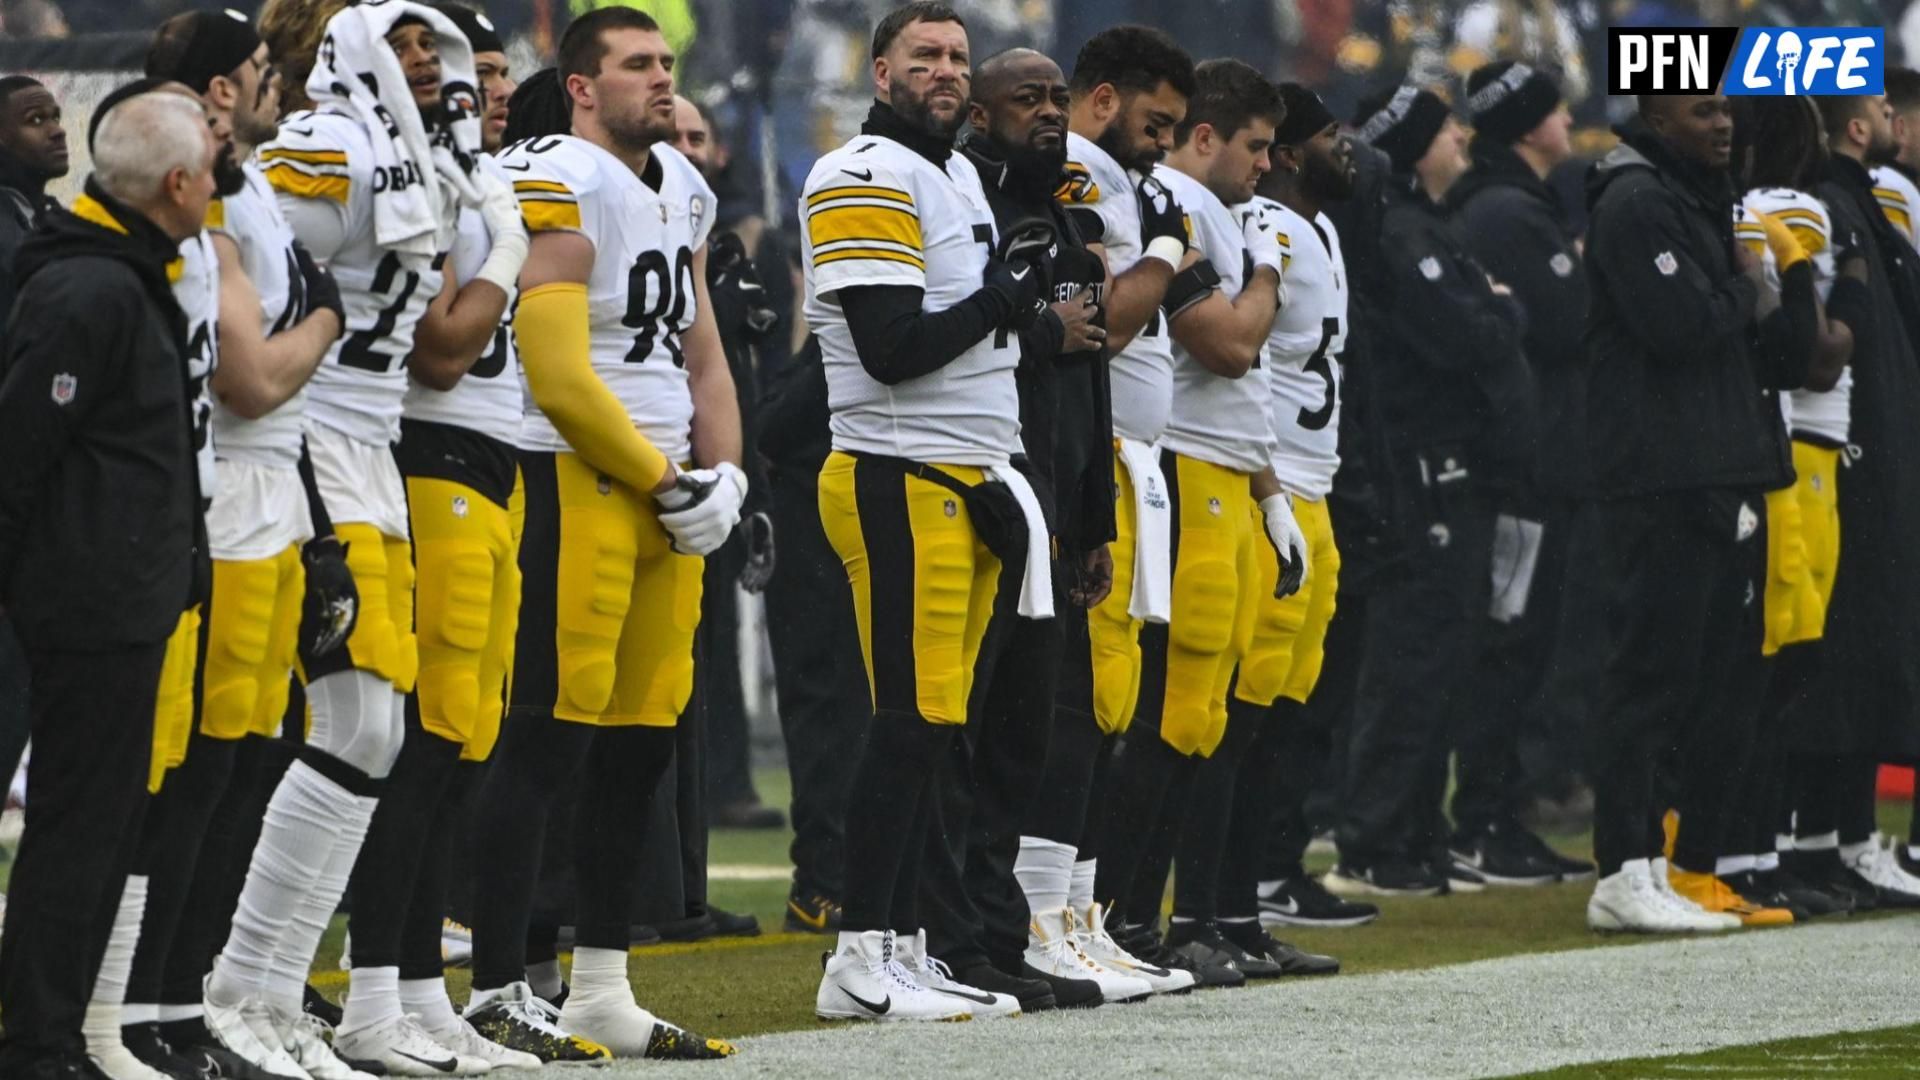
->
[333, 2, 540, 1071]
[1018, 25, 1200, 1000]
[1091, 58, 1297, 985]
[802, 1, 1046, 1023]
[204, 2, 526, 1075]
[121, 15, 351, 1078]
[461, 6, 741, 1061]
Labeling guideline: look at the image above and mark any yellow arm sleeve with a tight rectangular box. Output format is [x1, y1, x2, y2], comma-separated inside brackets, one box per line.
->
[515, 282, 671, 494]
[1758, 212, 1809, 273]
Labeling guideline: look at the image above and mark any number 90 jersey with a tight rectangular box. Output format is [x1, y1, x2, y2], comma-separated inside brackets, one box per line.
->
[1247, 196, 1346, 500]
[263, 111, 451, 447]
[500, 135, 715, 464]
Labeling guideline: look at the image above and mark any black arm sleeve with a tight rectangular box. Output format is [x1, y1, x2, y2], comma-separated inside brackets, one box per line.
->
[1823, 274, 1873, 366]
[297, 437, 338, 541]
[1753, 261, 1817, 391]
[837, 283, 1012, 386]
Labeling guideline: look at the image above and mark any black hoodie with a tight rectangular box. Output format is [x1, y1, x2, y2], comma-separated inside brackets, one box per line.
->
[0, 177, 201, 650]
[1451, 137, 1588, 495]
[1577, 118, 1791, 498]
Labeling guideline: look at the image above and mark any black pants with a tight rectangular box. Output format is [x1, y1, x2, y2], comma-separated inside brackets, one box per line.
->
[1589, 490, 1765, 876]
[0, 641, 166, 1059]
[763, 461, 869, 899]
[1263, 592, 1367, 880]
[1338, 482, 1496, 865]
[921, 599, 1052, 972]
[629, 657, 708, 925]
[1024, 593, 1112, 855]
[699, 531, 759, 809]
[0, 614, 30, 819]
[1525, 500, 1610, 800]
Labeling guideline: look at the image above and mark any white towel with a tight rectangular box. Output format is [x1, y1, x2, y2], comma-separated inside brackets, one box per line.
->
[1115, 438, 1172, 624]
[987, 464, 1055, 621]
[308, 0, 485, 256]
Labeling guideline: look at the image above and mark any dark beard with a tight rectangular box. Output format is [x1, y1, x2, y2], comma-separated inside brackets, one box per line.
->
[1867, 135, 1899, 167]
[213, 143, 247, 197]
[889, 80, 965, 140]
[1095, 119, 1155, 174]
[1001, 137, 1066, 202]
[1301, 150, 1354, 202]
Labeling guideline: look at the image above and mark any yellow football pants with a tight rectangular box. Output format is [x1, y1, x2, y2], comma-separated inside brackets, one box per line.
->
[408, 475, 521, 762]
[817, 451, 1003, 725]
[333, 521, 419, 693]
[1764, 440, 1841, 654]
[1088, 454, 1144, 735]
[1154, 453, 1258, 758]
[1234, 495, 1341, 708]
[201, 546, 305, 743]
[149, 607, 203, 794]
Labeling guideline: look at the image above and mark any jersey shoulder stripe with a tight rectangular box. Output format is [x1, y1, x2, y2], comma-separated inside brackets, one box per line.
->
[259, 112, 360, 204]
[497, 134, 604, 233]
[803, 146, 924, 276]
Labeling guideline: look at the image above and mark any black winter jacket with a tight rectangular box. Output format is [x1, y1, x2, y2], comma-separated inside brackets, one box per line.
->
[1577, 119, 1792, 498]
[0, 178, 202, 650]
[1451, 138, 1588, 495]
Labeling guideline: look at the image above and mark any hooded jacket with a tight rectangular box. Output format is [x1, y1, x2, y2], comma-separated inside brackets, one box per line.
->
[1451, 137, 1588, 494]
[0, 177, 202, 650]
[1577, 118, 1791, 498]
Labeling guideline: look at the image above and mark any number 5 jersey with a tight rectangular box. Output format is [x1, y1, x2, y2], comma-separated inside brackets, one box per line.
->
[496, 134, 716, 463]
[1245, 195, 1347, 500]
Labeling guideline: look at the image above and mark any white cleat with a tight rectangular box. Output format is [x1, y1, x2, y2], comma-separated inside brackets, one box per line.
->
[273, 1009, 381, 1079]
[202, 977, 311, 1079]
[1588, 860, 1730, 933]
[334, 1012, 485, 1076]
[815, 929, 974, 1023]
[1845, 834, 1920, 901]
[1073, 903, 1196, 995]
[84, 1006, 169, 1080]
[1024, 908, 1152, 1003]
[558, 984, 735, 1060]
[425, 1016, 544, 1071]
[1651, 858, 1741, 930]
[898, 931, 1021, 1019]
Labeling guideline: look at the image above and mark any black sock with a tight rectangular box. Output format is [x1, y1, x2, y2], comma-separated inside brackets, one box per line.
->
[1091, 732, 1186, 923]
[1170, 698, 1264, 924]
[348, 699, 463, 970]
[839, 711, 954, 933]
[1124, 752, 1195, 928]
[573, 724, 676, 950]
[1220, 716, 1288, 921]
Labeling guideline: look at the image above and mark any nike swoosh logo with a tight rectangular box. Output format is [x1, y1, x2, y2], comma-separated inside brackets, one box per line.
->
[502, 161, 532, 171]
[1266, 896, 1301, 915]
[787, 899, 829, 931]
[1010, 267, 1029, 280]
[840, 987, 891, 1015]
[394, 1049, 459, 1073]
[285, 125, 314, 136]
[841, 168, 874, 181]
[933, 985, 999, 1006]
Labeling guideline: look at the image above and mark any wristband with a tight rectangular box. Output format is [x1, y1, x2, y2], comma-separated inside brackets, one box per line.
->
[1143, 235, 1186, 271]
[1163, 258, 1222, 319]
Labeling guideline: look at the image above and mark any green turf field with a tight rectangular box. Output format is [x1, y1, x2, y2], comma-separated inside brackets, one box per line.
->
[1516, 1023, 1920, 1079]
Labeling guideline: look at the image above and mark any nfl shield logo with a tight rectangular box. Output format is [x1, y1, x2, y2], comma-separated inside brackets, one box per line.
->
[1655, 251, 1679, 276]
[1736, 502, 1759, 541]
[1207, 497, 1222, 516]
[452, 495, 469, 519]
[1550, 252, 1574, 277]
[50, 372, 76, 405]
[1418, 255, 1442, 281]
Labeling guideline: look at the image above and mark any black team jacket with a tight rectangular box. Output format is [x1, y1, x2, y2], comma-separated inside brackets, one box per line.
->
[0, 177, 202, 650]
[960, 133, 1116, 573]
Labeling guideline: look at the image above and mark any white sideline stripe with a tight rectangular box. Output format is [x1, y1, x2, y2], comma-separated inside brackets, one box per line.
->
[708, 864, 792, 882]
[603, 919, 1920, 1078]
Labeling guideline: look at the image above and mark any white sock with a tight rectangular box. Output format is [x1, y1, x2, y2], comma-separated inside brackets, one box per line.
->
[266, 789, 377, 1015]
[1756, 851, 1781, 872]
[122, 1002, 157, 1026]
[1069, 858, 1097, 912]
[1797, 830, 1839, 851]
[466, 984, 509, 1014]
[1714, 854, 1756, 877]
[84, 875, 148, 1055]
[1255, 879, 1282, 899]
[208, 762, 352, 1006]
[156, 1003, 202, 1024]
[527, 958, 563, 1001]
[569, 946, 630, 998]
[1909, 844, 1920, 860]
[400, 977, 460, 1036]
[1218, 916, 1255, 925]
[833, 930, 865, 957]
[340, 965, 400, 1035]
[1618, 856, 1650, 879]
[1013, 837, 1074, 916]
[1775, 833, 1795, 853]
[1840, 837, 1875, 863]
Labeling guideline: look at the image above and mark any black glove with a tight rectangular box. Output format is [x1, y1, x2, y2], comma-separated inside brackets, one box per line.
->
[708, 232, 779, 337]
[299, 535, 359, 661]
[1136, 174, 1188, 252]
[739, 511, 776, 594]
[983, 257, 1046, 331]
[294, 241, 344, 328]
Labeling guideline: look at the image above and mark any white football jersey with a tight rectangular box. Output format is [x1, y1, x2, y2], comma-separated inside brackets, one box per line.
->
[1064, 133, 1175, 443]
[501, 136, 714, 463]
[174, 229, 220, 507]
[801, 135, 1019, 465]
[262, 111, 452, 446]
[1248, 196, 1346, 499]
[402, 155, 520, 444]
[1154, 164, 1274, 475]
[1871, 165, 1920, 252]
[210, 162, 309, 470]
[1744, 187, 1850, 445]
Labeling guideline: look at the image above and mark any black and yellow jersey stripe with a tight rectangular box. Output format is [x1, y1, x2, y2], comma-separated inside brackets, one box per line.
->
[512, 178, 583, 232]
[260, 146, 351, 204]
[805, 183, 923, 271]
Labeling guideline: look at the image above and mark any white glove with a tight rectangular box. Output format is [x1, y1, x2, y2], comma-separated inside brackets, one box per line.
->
[1241, 202, 1284, 277]
[655, 461, 748, 556]
[1258, 492, 1309, 598]
[473, 171, 530, 296]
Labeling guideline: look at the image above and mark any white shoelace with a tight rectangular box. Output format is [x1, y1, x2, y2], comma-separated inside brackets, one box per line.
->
[1853, 837, 1920, 891]
[501, 988, 573, 1037]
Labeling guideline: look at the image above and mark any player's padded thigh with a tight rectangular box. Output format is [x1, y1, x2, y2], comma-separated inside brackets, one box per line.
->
[337, 521, 412, 688]
[464, 542, 521, 761]
[603, 496, 703, 727]
[903, 462, 992, 726]
[1090, 458, 1144, 735]
[818, 451, 879, 708]
[149, 607, 203, 794]
[202, 551, 293, 740]
[1159, 456, 1244, 756]
[1792, 440, 1841, 616]
[409, 474, 515, 749]
[550, 451, 643, 723]
[1235, 496, 1340, 707]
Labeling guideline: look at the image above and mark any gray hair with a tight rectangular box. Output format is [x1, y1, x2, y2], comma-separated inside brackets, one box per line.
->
[93, 93, 210, 205]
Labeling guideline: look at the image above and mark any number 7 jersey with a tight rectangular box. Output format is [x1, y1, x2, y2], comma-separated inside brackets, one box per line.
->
[500, 135, 716, 464]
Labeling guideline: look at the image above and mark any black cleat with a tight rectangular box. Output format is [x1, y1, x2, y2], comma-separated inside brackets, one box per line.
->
[1170, 921, 1280, 980]
[1448, 825, 1560, 887]
[1021, 961, 1102, 1008]
[1787, 849, 1877, 912]
[1325, 858, 1447, 897]
[1219, 920, 1340, 976]
[152, 1018, 279, 1080]
[1136, 922, 1244, 988]
[302, 983, 342, 1028]
[785, 888, 843, 934]
[1259, 874, 1380, 928]
[464, 983, 612, 1065]
[644, 1021, 737, 1060]
[956, 961, 1056, 1012]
